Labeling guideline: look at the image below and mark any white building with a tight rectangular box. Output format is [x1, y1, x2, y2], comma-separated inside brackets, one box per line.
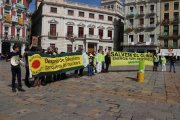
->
[123, 0, 160, 53]
[32, 0, 124, 53]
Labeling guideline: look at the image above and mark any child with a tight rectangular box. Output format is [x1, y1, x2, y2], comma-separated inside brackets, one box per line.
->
[161, 56, 166, 72]
[6, 44, 25, 92]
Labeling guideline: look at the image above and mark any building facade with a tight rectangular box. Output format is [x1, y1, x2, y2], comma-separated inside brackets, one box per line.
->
[159, 0, 180, 51]
[0, 0, 32, 55]
[31, 0, 124, 53]
[124, 0, 160, 53]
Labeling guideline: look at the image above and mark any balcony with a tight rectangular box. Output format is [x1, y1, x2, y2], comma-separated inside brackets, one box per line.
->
[86, 34, 99, 39]
[126, 12, 136, 18]
[125, 1, 136, 6]
[0, 34, 27, 43]
[170, 18, 179, 24]
[161, 19, 170, 25]
[124, 26, 134, 32]
[16, 3, 25, 12]
[136, 11, 144, 18]
[135, 24, 145, 31]
[100, 37, 113, 42]
[159, 33, 180, 39]
[146, 10, 156, 17]
[123, 42, 158, 47]
[136, 0, 146, 4]
[146, 24, 156, 30]
[4, 1, 12, 10]
[48, 32, 58, 39]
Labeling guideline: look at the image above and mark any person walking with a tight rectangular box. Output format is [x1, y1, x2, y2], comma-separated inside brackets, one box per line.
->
[161, 56, 166, 72]
[6, 44, 25, 92]
[153, 53, 159, 71]
[105, 52, 111, 72]
[169, 53, 176, 73]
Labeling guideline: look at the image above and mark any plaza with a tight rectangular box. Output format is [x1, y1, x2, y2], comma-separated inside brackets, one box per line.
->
[0, 61, 179, 120]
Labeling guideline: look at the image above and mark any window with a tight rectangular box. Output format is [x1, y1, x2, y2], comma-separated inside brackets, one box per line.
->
[67, 26, 73, 37]
[164, 3, 169, 11]
[89, 13, 94, 19]
[150, 5, 154, 12]
[67, 44, 72, 52]
[68, 10, 74, 16]
[78, 27, 84, 38]
[174, 2, 179, 10]
[130, 19, 134, 26]
[89, 28, 94, 35]
[129, 35, 134, 42]
[140, 18, 144, 25]
[150, 35, 155, 43]
[164, 25, 169, 35]
[164, 40, 168, 47]
[50, 7, 57, 13]
[108, 30, 112, 39]
[173, 40, 178, 48]
[5, 0, 11, 4]
[99, 46, 103, 51]
[174, 12, 179, 21]
[99, 15, 104, 20]
[50, 43, 55, 48]
[139, 35, 144, 42]
[17, 28, 20, 37]
[50, 24, 56, 36]
[79, 11, 84, 17]
[99, 29, 103, 39]
[164, 13, 169, 20]
[150, 18, 155, 24]
[173, 25, 178, 35]
[140, 6, 144, 13]
[108, 16, 113, 21]
[111, 5, 114, 9]
[108, 47, 112, 51]
[130, 7, 134, 12]
[17, 0, 21, 3]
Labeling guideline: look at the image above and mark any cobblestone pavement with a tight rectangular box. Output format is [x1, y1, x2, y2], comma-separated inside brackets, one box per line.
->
[0, 61, 180, 120]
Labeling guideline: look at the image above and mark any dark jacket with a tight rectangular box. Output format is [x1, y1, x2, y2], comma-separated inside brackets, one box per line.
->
[105, 55, 111, 64]
[170, 56, 176, 63]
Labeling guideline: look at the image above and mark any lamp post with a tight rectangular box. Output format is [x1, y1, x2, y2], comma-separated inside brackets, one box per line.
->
[84, 34, 87, 52]
[70, 35, 76, 52]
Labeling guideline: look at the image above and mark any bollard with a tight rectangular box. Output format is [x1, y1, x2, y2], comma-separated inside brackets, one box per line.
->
[137, 60, 145, 83]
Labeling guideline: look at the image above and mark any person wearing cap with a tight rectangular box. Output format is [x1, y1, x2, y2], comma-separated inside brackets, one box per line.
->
[6, 44, 25, 92]
[161, 55, 166, 72]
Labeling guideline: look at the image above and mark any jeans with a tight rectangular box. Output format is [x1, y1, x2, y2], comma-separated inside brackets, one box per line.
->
[88, 65, 95, 75]
[170, 63, 175, 72]
[11, 67, 22, 89]
[106, 63, 110, 72]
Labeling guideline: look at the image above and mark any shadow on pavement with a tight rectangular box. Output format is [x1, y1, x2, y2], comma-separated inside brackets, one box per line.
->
[125, 77, 137, 81]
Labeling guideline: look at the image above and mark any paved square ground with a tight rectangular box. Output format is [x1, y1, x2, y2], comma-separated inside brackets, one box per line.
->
[0, 61, 180, 120]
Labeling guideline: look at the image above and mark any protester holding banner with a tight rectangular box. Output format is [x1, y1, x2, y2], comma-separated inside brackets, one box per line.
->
[105, 52, 111, 72]
[87, 53, 95, 76]
[6, 44, 25, 92]
[153, 53, 159, 71]
[169, 53, 176, 73]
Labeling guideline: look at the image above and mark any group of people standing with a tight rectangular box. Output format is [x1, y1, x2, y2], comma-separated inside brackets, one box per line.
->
[86, 50, 111, 76]
[153, 53, 177, 73]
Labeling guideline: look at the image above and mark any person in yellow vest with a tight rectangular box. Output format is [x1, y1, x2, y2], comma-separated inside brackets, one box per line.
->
[161, 56, 166, 72]
[96, 50, 102, 73]
[153, 53, 159, 71]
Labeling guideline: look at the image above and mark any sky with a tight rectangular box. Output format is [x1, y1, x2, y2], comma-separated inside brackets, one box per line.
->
[28, 0, 101, 12]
